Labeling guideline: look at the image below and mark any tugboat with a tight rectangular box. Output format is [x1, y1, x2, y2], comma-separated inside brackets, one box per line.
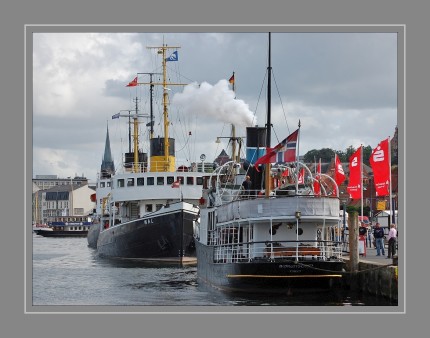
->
[194, 33, 344, 293]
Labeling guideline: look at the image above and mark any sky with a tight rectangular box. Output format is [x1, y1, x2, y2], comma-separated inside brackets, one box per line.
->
[32, 30, 398, 183]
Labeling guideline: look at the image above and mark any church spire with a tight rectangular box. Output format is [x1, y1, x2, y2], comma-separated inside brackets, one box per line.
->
[100, 123, 115, 178]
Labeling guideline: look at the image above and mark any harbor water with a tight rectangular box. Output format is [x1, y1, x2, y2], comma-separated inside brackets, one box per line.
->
[31, 233, 396, 308]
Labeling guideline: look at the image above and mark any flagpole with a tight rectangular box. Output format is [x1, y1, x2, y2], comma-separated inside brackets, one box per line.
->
[295, 120, 301, 194]
[360, 144, 363, 218]
[388, 136, 394, 224]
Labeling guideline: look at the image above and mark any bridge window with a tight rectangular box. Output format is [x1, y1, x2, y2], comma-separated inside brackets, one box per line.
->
[167, 176, 174, 184]
[137, 177, 144, 186]
[157, 177, 164, 185]
[127, 178, 134, 186]
[187, 177, 194, 185]
[117, 179, 124, 188]
[147, 177, 154, 186]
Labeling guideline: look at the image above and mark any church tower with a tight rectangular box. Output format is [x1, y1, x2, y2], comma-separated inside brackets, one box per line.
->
[100, 124, 115, 178]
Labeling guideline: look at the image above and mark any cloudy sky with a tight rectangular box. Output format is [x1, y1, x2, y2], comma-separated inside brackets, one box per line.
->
[32, 30, 398, 183]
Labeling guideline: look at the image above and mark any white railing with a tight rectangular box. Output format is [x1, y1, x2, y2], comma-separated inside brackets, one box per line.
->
[212, 240, 343, 264]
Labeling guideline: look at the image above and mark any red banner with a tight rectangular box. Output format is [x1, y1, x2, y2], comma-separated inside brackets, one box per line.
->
[334, 153, 346, 186]
[347, 147, 362, 199]
[313, 160, 321, 195]
[370, 138, 390, 196]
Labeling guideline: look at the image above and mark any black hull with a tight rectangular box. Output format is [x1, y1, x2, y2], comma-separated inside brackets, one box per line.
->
[87, 224, 100, 249]
[97, 207, 197, 265]
[195, 241, 344, 293]
[34, 229, 88, 237]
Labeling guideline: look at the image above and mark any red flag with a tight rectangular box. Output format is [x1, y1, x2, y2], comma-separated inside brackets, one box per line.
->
[229, 74, 235, 84]
[334, 153, 346, 186]
[254, 129, 299, 171]
[171, 180, 180, 188]
[313, 159, 321, 195]
[297, 168, 305, 184]
[347, 147, 362, 199]
[370, 138, 390, 196]
[126, 76, 138, 87]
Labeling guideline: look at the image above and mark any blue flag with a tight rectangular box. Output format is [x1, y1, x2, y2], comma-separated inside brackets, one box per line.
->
[165, 51, 178, 62]
[112, 113, 120, 119]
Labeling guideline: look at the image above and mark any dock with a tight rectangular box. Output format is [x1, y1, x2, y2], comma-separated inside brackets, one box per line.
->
[342, 246, 399, 302]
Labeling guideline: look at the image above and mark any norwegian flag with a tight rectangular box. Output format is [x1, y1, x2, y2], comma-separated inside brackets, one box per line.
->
[255, 129, 299, 171]
[171, 180, 180, 188]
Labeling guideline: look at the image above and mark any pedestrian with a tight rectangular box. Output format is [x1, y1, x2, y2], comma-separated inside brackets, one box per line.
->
[373, 222, 385, 256]
[387, 223, 397, 258]
[367, 224, 373, 248]
[242, 175, 252, 198]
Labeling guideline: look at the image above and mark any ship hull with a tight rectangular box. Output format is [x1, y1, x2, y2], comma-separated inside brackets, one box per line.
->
[87, 223, 101, 248]
[195, 240, 344, 293]
[97, 202, 198, 265]
[34, 229, 88, 237]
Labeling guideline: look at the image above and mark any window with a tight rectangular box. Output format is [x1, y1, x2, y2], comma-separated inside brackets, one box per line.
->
[157, 177, 164, 185]
[167, 176, 174, 185]
[196, 177, 203, 185]
[137, 177, 144, 186]
[100, 182, 105, 188]
[117, 179, 124, 187]
[107, 182, 111, 187]
[147, 177, 154, 186]
[156, 204, 163, 211]
[187, 177, 194, 185]
[127, 178, 134, 187]
[178, 176, 184, 184]
[146, 204, 153, 212]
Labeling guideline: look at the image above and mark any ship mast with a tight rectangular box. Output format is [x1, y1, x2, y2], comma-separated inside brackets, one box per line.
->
[265, 32, 272, 197]
[145, 44, 186, 172]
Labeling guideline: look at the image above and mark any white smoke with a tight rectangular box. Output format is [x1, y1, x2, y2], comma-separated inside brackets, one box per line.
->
[172, 79, 256, 127]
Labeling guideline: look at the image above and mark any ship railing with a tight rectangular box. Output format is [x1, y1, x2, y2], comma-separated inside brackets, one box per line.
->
[213, 240, 343, 263]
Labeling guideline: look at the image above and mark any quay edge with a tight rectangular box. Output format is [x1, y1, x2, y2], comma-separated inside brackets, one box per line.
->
[342, 256, 399, 303]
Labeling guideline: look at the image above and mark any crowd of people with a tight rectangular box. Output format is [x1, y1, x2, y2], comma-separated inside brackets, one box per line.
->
[361, 222, 397, 258]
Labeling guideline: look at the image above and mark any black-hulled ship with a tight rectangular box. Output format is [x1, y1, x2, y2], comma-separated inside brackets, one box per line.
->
[94, 43, 203, 265]
[194, 33, 344, 293]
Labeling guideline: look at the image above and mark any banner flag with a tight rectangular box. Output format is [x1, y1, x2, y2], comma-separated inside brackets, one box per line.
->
[370, 138, 390, 196]
[347, 146, 362, 199]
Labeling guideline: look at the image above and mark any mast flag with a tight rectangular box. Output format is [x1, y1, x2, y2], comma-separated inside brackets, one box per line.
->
[254, 128, 299, 171]
[126, 76, 138, 87]
[165, 51, 178, 62]
[229, 73, 235, 84]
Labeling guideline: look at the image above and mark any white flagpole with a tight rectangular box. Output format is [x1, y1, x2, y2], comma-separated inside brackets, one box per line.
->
[388, 137, 393, 224]
[295, 120, 301, 193]
[360, 144, 363, 219]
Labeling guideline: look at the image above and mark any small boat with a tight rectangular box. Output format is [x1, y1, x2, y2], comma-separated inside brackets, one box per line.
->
[194, 33, 344, 293]
[34, 220, 91, 237]
[94, 43, 203, 265]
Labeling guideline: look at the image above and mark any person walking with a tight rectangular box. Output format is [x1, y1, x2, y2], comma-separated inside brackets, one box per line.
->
[373, 222, 385, 256]
[387, 223, 397, 258]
